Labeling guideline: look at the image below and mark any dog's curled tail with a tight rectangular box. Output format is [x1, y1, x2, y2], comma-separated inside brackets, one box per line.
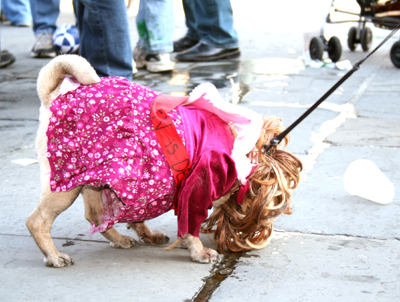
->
[37, 54, 100, 108]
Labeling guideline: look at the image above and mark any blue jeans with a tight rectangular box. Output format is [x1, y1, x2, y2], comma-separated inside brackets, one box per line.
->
[136, 0, 174, 54]
[29, 0, 59, 35]
[1, 0, 32, 25]
[75, 0, 133, 79]
[182, 0, 239, 49]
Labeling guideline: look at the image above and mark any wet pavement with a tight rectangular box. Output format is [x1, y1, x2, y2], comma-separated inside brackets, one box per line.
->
[1, 0, 400, 301]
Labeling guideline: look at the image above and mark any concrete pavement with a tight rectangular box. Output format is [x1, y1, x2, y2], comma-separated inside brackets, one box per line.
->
[1, 1, 399, 301]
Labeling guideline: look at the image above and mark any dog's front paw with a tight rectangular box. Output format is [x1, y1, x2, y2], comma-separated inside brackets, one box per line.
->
[191, 248, 220, 264]
[43, 252, 74, 268]
[110, 235, 137, 249]
[182, 234, 221, 264]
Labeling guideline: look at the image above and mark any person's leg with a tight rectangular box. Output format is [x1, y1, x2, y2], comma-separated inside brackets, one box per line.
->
[76, 0, 133, 79]
[134, 0, 173, 72]
[1, 0, 32, 26]
[29, 0, 60, 57]
[182, 0, 198, 41]
[193, 0, 238, 49]
[175, 0, 240, 61]
[172, 0, 199, 52]
[136, 0, 173, 54]
[29, 0, 59, 35]
[72, 0, 78, 26]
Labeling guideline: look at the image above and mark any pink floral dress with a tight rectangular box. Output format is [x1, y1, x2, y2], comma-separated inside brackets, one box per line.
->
[46, 77, 185, 232]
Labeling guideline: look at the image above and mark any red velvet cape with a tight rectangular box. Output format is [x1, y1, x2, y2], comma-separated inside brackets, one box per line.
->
[177, 105, 238, 237]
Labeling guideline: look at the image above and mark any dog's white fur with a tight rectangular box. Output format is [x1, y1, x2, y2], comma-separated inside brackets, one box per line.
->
[26, 55, 221, 267]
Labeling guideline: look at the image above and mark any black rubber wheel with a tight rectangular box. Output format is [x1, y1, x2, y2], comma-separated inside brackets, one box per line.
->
[347, 26, 358, 51]
[328, 36, 342, 62]
[361, 27, 372, 51]
[390, 41, 400, 68]
[309, 37, 324, 60]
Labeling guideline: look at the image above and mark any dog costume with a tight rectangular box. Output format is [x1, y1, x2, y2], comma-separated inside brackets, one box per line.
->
[46, 76, 263, 238]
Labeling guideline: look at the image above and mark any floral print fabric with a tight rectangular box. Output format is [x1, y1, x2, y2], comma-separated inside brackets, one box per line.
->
[46, 77, 185, 232]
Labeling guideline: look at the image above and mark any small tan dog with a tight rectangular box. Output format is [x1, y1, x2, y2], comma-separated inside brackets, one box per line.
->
[26, 55, 302, 267]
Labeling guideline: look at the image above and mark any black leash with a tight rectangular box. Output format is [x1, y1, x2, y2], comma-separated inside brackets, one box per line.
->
[264, 23, 400, 154]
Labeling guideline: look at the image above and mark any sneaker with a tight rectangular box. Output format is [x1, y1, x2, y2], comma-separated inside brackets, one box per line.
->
[0, 50, 16, 68]
[30, 33, 56, 58]
[0, 11, 8, 23]
[13, 23, 31, 27]
[133, 46, 174, 73]
[132, 60, 138, 75]
[11, 21, 31, 27]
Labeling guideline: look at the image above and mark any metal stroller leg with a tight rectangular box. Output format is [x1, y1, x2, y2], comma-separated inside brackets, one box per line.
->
[309, 0, 342, 62]
[347, 15, 372, 52]
[312, 0, 400, 67]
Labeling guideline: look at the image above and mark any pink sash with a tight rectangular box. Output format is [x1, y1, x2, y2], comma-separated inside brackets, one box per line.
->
[150, 95, 191, 215]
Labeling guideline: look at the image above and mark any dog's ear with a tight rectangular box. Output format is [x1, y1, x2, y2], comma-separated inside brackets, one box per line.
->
[37, 54, 100, 108]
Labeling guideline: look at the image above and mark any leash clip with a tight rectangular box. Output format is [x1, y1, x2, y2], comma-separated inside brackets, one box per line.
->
[263, 137, 280, 155]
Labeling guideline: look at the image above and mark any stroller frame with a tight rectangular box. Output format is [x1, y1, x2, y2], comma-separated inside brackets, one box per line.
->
[309, 0, 400, 67]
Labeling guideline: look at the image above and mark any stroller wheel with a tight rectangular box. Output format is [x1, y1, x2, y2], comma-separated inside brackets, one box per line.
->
[347, 26, 358, 51]
[310, 37, 324, 61]
[361, 27, 373, 51]
[328, 36, 342, 62]
[390, 41, 400, 68]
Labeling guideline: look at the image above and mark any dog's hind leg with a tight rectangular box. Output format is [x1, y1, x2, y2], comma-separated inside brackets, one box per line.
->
[126, 222, 170, 245]
[81, 186, 137, 249]
[26, 185, 82, 267]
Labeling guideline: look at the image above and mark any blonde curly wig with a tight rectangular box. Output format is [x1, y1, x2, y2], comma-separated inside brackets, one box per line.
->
[201, 115, 302, 253]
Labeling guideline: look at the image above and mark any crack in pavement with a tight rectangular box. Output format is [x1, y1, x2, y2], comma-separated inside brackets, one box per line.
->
[188, 252, 243, 302]
[274, 229, 398, 241]
[0, 118, 39, 122]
